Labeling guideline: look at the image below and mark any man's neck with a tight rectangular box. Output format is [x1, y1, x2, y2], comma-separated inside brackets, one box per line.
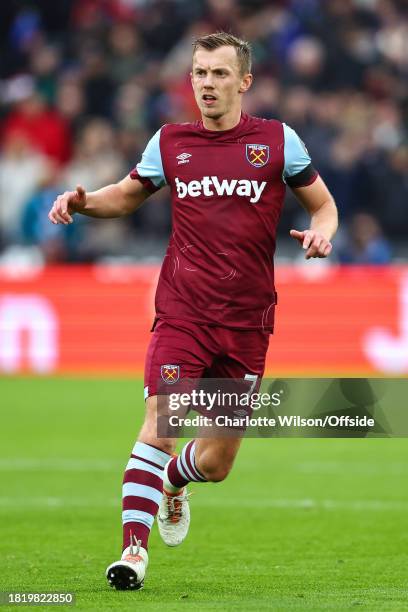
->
[202, 108, 242, 131]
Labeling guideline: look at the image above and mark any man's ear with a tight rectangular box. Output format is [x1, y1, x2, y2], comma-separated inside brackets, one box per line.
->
[238, 73, 253, 94]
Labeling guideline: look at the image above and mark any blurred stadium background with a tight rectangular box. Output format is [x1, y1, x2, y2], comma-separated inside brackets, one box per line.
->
[1, 2, 408, 608]
[0, 0, 407, 377]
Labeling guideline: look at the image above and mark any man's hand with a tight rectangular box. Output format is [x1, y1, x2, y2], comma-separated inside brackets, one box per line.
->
[290, 229, 333, 259]
[48, 185, 87, 225]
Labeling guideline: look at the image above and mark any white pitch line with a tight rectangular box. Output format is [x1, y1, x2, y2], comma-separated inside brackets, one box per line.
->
[2, 458, 407, 476]
[197, 498, 408, 511]
[0, 497, 406, 511]
[0, 497, 119, 508]
[297, 461, 408, 475]
[0, 458, 123, 471]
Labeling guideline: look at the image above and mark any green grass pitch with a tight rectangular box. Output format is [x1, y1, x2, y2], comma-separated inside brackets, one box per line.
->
[0, 377, 407, 611]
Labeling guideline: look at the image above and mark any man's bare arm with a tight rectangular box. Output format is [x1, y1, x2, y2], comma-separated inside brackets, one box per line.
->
[290, 175, 338, 259]
[48, 175, 151, 225]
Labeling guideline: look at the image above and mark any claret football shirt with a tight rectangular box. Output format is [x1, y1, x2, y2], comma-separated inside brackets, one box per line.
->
[130, 113, 318, 331]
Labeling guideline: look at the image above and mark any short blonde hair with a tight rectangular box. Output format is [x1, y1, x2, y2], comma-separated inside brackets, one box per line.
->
[192, 32, 252, 76]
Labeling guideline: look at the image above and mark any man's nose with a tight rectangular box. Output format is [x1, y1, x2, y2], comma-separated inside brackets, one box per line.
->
[203, 74, 215, 87]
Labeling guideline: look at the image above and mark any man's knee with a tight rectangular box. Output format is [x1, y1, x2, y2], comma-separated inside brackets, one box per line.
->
[138, 430, 175, 456]
[195, 439, 241, 482]
[197, 458, 232, 482]
[138, 396, 176, 456]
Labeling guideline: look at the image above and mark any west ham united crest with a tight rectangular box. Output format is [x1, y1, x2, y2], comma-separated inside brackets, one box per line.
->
[160, 364, 180, 384]
[246, 144, 269, 168]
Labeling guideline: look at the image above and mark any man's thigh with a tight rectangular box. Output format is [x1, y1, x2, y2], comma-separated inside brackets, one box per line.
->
[144, 318, 217, 399]
[209, 327, 270, 386]
[196, 328, 270, 440]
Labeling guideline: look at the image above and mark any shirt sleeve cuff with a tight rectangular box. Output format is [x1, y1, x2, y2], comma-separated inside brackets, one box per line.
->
[286, 164, 319, 188]
[129, 169, 160, 194]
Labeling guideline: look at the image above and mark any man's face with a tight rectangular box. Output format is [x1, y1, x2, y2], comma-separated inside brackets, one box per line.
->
[191, 46, 252, 121]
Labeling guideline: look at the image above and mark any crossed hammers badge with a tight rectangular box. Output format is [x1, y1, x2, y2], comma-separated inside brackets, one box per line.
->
[160, 364, 180, 384]
[246, 144, 270, 168]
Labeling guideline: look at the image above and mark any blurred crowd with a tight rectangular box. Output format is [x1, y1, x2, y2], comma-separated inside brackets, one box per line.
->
[0, 0, 406, 264]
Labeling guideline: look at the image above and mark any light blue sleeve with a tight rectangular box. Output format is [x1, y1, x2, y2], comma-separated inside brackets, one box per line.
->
[136, 128, 167, 188]
[282, 123, 312, 180]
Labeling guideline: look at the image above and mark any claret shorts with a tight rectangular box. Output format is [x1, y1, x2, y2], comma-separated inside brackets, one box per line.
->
[144, 318, 270, 400]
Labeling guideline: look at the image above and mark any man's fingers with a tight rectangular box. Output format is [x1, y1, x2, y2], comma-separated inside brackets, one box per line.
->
[323, 243, 332, 257]
[290, 229, 304, 242]
[56, 193, 74, 222]
[50, 200, 63, 224]
[305, 245, 318, 259]
[48, 210, 57, 225]
[302, 231, 314, 250]
[55, 195, 66, 215]
[49, 198, 73, 225]
[49, 188, 81, 226]
[305, 238, 332, 259]
[49, 209, 65, 224]
[53, 208, 70, 224]
[305, 237, 322, 259]
[292, 228, 333, 259]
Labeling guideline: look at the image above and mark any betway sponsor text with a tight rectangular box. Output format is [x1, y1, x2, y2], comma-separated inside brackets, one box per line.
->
[175, 176, 267, 204]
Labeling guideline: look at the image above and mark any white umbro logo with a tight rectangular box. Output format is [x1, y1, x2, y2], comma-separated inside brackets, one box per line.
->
[177, 152, 192, 165]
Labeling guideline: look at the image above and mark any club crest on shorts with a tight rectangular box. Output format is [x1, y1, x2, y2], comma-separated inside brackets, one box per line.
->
[246, 144, 269, 168]
[160, 364, 180, 384]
